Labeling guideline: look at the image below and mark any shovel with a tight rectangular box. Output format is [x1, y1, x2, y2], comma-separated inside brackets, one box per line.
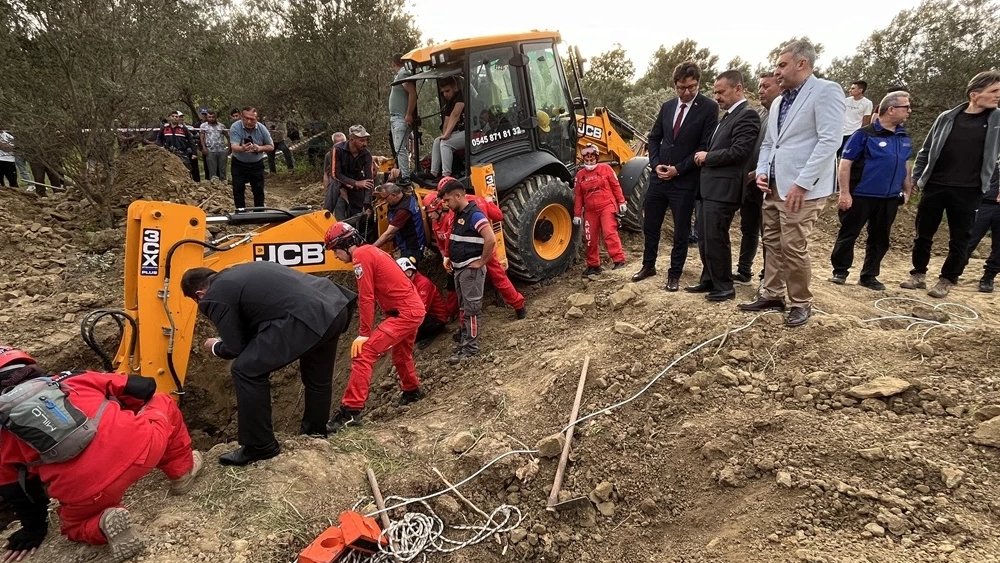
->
[546, 356, 590, 512]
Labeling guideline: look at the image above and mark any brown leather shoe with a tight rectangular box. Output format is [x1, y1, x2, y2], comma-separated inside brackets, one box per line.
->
[631, 266, 657, 282]
[737, 296, 786, 312]
[665, 276, 680, 292]
[785, 305, 811, 327]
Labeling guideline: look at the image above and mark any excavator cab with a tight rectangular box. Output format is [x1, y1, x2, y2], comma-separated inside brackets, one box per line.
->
[394, 31, 649, 282]
[396, 32, 580, 282]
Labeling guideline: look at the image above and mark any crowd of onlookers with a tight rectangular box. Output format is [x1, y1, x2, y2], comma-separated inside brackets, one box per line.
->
[625, 40, 1000, 329]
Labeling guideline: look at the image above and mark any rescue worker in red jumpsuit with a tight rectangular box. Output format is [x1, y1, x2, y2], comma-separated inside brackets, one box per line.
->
[0, 347, 201, 563]
[423, 178, 527, 320]
[324, 222, 425, 432]
[573, 143, 627, 276]
[396, 257, 451, 348]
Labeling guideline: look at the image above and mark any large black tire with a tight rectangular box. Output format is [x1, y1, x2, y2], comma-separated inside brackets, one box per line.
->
[501, 175, 577, 283]
[620, 165, 649, 233]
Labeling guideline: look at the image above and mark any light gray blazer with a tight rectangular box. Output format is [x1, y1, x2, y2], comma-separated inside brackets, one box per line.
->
[756, 74, 846, 200]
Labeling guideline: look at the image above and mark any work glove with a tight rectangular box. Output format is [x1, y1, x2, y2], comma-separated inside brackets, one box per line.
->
[572, 217, 581, 226]
[618, 203, 627, 215]
[351, 336, 369, 358]
[5, 522, 47, 552]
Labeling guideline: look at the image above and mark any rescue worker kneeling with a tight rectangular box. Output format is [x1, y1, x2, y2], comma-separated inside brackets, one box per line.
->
[396, 257, 451, 349]
[324, 222, 426, 432]
[0, 347, 202, 562]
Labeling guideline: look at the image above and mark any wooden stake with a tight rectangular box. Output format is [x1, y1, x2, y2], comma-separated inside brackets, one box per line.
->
[366, 467, 392, 532]
[546, 355, 589, 511]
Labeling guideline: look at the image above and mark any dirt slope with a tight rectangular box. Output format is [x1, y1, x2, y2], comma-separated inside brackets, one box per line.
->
[1, 153, 999, 563]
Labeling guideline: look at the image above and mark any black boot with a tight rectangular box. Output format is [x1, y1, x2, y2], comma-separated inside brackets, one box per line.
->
[218, 442, 281, 466]
[327, 407, 363, 434]
[980, 275, 996, 293]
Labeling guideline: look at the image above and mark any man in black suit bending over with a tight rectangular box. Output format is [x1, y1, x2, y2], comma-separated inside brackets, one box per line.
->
[181, 262, 357, 466]
[633, 61, 720, 291]
[688, 70, 762, 301]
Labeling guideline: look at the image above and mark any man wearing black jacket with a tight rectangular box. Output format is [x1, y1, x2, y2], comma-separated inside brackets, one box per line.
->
[633, 61, 719, 291]
[968, 166, 1000, 292]
[689, 70, 761, 301]
[181, 262, 357, 466]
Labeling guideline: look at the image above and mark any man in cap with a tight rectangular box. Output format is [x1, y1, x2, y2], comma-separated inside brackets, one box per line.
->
[327, 125, 374, 220]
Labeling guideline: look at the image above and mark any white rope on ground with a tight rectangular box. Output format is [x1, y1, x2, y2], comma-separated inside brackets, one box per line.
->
[563, 311, 780, 433]
[321, 301, 984, 562]
[861, 297, 979, 341]
[327, 312, 782, 562]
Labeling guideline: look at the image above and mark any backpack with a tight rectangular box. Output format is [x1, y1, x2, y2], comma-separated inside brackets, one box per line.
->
[0, 373, 109, 465]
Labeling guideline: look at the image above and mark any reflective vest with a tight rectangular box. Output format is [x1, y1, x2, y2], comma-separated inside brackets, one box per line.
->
[449, 202, 485, 269]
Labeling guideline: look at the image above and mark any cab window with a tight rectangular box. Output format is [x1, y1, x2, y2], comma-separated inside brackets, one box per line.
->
[468, 47, 527, 155]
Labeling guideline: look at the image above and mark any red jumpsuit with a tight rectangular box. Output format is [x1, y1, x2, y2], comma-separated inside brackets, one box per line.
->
[573, 164, 626, 268]
[431, 195, 525, 317]
[0, 372, 193, 545]
[412, 271, 451, 322]
[342, 245, 425, 410]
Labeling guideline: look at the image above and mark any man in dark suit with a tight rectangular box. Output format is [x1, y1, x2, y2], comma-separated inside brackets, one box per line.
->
[688, 70, 761, 301]
[181, 262, 357, 465]
[633, 61, 719, 291]
[734, 72, 782, 283]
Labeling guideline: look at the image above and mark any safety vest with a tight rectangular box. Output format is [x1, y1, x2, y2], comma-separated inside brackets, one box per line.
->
[449, 202, 485, 269]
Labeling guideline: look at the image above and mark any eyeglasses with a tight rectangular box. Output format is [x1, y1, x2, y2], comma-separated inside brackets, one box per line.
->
[891, 105, 912, 110]
[675, 84, 699, 93]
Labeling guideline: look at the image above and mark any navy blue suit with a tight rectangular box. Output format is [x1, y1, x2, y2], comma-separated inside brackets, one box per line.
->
[643, 93, 719, 277]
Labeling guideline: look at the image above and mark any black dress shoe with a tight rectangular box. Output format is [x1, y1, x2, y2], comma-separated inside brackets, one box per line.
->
[706, 289, 736, 301]
[732, 272, 752, 284]
[737, 296, 786, 312]
[978, 277, 995, 293]
[858, 277, 886, 291]
[684, 281, 713, 293]
[785, 305, 812, 327]
[631, 266, 657, 282]
[218, 442, 281, 466]
[665, 276, 680, 292]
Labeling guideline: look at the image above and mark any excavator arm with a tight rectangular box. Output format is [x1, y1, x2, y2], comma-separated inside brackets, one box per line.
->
[105, 201, 356, 395]
[90, 168, 506, 397]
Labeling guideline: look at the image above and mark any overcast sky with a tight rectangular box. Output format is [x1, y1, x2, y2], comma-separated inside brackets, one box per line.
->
[405, 0, 922, 79]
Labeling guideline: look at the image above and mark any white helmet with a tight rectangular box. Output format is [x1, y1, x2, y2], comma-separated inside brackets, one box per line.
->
[396, 257, 417, 273]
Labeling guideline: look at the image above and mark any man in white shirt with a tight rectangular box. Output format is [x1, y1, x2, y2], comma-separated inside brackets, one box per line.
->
[0, 128, 18, 188]
[840, 80, 873, 156]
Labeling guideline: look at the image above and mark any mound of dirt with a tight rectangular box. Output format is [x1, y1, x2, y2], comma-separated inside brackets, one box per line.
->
[3, 175, 1000, 563]
[113, 145, 195, 202]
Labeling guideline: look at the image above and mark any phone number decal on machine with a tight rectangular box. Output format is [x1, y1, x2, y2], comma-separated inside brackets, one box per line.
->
[471, 126, 526, 148]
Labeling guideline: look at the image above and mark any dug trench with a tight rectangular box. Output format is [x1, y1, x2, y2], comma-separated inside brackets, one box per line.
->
[2, 147, 1000, 562]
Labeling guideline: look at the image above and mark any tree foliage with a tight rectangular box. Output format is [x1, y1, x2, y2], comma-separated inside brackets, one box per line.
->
[826, 0, 1000, 139]
[0, 0, 418, 224]
[581, 45, 635, 113]
[636, 39, 719, 93]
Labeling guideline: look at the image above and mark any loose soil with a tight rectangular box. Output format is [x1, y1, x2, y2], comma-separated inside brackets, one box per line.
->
[1, 146, 998, 563]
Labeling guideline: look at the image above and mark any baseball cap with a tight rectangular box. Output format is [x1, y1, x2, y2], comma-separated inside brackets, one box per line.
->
[349, 124, 370, 138]
[170, 110, 183, 117]
[199, 107, 209, 114]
